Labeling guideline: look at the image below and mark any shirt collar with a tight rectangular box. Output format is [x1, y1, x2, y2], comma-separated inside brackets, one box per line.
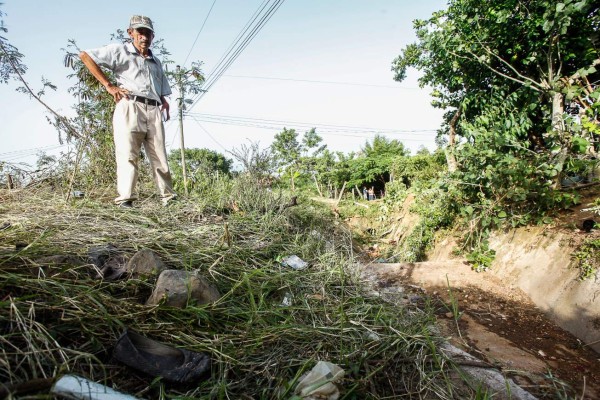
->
[125, 42, 155, 60]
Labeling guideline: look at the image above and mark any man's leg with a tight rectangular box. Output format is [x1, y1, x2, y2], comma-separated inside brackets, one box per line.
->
[143, 104, 177, 204]
[112, 100, 145, 204]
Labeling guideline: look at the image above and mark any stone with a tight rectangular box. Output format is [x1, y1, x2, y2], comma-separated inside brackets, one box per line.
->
[146, 269, 220, 308]
[126, 249, 166, 278]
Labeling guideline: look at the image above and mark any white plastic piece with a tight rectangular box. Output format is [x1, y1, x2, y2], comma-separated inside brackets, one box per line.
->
[281, 255, 308, 270]
[51, 375, 138, 400]
[294, 361, 345, 400]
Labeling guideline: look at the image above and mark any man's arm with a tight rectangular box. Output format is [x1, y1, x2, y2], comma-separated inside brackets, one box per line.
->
[79, 51, 129, 102]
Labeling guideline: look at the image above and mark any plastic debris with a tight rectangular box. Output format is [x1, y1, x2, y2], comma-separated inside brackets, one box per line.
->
[281, 292, 293, 306]
[51, 375, 138, 400]
[294, 361, 345, 400]
[281, 255, 308, 270]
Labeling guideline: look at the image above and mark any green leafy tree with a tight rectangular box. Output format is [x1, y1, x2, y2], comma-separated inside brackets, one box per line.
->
[271, 127, 326, 191]
[347, 135, 409, 188]
[392, 0, 599, 209]
[168, 148, 232, 192]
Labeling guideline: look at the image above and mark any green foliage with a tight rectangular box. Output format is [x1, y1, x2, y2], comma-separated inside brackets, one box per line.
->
[465, 243, 496, 273]
[398, 185, 460, 262]
[392, 150, 446, 189]
[390, 0, 599, 268]
[572, 238, 600, 280]
[271, 127, 326, 190]
[345, 135, 409, 189]
[168, 148, 233, 193]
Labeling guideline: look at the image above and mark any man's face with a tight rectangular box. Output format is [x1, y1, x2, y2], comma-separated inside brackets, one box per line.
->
[128, 28, 154, 52]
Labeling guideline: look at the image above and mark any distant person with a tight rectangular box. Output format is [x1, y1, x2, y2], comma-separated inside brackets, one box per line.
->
[368, 187, 375, 201]
[79, 15, 176, 208]
[363, 187, 368, 200]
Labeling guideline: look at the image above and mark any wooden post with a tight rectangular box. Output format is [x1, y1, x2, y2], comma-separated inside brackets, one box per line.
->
[335, 181, 347, 208]
[6, 173, 14, 190]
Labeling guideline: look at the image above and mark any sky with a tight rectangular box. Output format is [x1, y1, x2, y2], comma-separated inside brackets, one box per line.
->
[0, 0, 448, 168]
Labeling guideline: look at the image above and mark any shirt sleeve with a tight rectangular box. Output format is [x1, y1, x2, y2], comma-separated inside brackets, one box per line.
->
[154, 59, 172, 97]
[160, 72, 172, 97]
[84, 44, 121, 71]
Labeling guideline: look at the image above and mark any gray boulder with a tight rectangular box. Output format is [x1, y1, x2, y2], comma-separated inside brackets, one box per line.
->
[146, 270, 220, 308]
[126, 249, 166, 278]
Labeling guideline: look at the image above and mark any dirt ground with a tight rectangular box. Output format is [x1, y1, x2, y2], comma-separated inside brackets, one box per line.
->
[360, 261, 600, 399]
[348, 185, 600, 399]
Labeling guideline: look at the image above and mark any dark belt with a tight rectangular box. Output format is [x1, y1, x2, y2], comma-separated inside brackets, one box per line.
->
[131, 95, 161, 107]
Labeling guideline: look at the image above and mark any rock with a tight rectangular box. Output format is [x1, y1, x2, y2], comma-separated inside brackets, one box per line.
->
[146, 270, 220, 308]
[126, 249, 166, 278]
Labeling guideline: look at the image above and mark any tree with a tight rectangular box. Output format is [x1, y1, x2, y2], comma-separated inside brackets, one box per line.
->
[168, 148, 232, 192]
[392, 0, 600, 210]
[228, 140, 276, 179]
[346, 135, 409, 189]
[0, 6, 26, 85]
[270, 127, 326, 191]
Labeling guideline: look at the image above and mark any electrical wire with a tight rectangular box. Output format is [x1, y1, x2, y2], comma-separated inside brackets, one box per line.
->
[185, 112, 438, 135]
[187, 0, 286, 111]
[222, 74, 421, 89]
[182, 0, 218, 67]
[189, 115, 229, 151]
[0, 144, 69, 162]
[189, 115, 434, 142]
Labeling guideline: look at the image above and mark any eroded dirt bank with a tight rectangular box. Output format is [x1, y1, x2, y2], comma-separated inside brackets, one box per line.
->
[361, 260, 600, 399]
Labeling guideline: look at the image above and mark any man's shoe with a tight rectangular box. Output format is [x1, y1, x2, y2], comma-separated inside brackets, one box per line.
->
[118, 201, 134, 209]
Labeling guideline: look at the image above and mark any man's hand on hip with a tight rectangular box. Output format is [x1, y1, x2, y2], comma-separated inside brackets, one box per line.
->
[106, 85, 130, 103]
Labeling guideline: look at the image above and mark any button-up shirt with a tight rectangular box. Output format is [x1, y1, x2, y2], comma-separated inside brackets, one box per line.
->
[85, 42, 171, 102]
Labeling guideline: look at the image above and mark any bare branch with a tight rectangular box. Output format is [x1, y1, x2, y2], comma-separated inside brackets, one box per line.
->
[0, 41, 83, 140]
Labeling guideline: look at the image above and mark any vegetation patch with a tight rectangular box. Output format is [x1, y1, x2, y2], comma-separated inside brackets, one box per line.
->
[0, 182, 482, 399]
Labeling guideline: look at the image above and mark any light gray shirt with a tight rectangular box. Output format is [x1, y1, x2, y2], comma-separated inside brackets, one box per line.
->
[85, 42, 171, 102]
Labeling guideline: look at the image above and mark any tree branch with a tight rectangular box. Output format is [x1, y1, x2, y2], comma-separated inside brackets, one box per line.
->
[471, 41, 546, 90]
[0, 41, 82, 140]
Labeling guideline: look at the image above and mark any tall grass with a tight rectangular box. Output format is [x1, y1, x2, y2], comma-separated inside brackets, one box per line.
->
[0, 178, 474, 399]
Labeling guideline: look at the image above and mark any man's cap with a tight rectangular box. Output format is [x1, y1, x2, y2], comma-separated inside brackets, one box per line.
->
[129, 15, 154, 32]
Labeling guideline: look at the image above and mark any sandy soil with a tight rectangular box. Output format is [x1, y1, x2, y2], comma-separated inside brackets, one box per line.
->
[360, 260, 600, 399]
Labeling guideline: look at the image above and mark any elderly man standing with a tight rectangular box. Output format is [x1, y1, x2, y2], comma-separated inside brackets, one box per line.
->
[79, 15, 176, 208]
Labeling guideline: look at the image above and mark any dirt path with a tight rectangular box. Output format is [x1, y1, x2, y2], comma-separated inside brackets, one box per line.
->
[361, 261, 600, 399]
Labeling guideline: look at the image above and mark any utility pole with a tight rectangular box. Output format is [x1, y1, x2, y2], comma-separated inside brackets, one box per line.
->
[176, 65, 189, 195]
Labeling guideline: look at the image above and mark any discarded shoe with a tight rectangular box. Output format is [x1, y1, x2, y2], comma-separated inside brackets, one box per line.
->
[88, 244, 127, 281]
[118, 201, 134, 209]
[113, 329, 210, 384]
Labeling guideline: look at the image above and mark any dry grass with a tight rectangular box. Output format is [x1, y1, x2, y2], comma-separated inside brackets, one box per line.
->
[0, 178, 474, 399]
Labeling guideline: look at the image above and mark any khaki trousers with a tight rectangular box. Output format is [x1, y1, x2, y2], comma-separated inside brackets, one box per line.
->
[112, 99, 176, 204]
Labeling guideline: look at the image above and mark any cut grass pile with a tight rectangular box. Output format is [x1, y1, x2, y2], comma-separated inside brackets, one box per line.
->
[0, 178, 473, 399]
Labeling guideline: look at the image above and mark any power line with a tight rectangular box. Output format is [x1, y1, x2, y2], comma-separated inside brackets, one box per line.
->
[187, 0, 286, 111]
[189, 115, 229, 151]
[183, 0, 218, 67]
[185, 112, 438, 135]
[187, 114, 435, 142]
[0, 144, 69, 162]
[223, 74, 421, 90]
[0, 144, 67, 157]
